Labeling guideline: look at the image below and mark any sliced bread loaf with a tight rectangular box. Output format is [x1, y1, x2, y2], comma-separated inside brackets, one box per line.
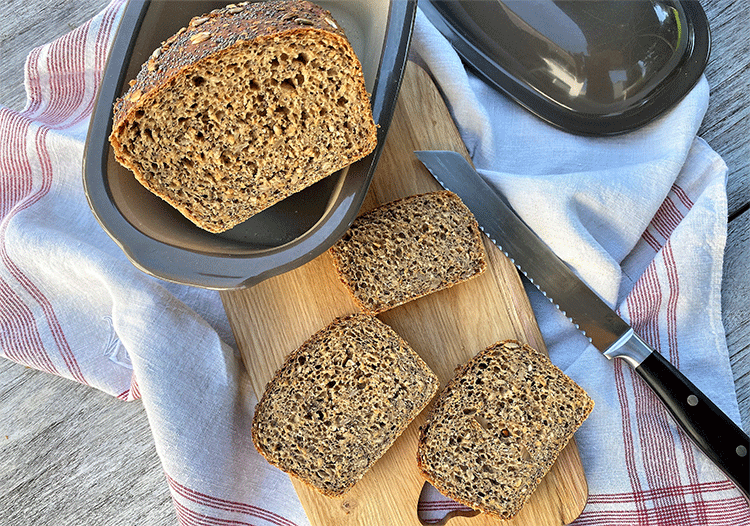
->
[417, 340, 594, 519]
[328, 191, 487, 314]
[109, 0, 377, 233]
[252, 314, 440, 497]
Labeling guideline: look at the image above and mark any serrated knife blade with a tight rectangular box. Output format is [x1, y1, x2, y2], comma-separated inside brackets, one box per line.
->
[415, 149, 749, 495]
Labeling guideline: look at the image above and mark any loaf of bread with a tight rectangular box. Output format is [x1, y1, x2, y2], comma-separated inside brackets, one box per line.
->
[109, 0, 377, 233]
[252, 314, 440, 497]
[417, 340, 594, 519]
[328, 191, 487, 314]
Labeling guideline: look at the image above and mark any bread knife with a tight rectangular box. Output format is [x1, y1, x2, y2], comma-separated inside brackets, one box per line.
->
[415, 149, 750, 496]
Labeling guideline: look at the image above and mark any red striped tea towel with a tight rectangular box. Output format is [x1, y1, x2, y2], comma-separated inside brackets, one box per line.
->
[412, 7, 750, 526]
[0, 2, 309, 525]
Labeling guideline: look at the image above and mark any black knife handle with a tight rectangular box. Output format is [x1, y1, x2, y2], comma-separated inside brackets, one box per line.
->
[635, 350, 749, 496]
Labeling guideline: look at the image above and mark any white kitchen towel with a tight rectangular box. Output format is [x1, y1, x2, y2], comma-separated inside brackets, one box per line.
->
[1, 3, 748, 526]
[411, 7, 749, 526]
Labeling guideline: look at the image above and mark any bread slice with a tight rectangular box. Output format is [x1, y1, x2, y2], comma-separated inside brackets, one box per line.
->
[417, 340, 594, 520]
[252, 314, 440, 497]
[328, 191, 487, 314]
[109, 0, 377, 233]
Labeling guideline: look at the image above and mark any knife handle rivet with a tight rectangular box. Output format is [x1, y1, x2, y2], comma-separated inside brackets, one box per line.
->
[686, 394, 699, 407]
[737, 445, 748, 458]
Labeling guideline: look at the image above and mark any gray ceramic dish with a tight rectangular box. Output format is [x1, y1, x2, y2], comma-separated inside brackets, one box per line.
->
[83, 0, 416, 289]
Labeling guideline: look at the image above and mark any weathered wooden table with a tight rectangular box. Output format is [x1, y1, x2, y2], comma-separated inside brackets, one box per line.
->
[1, 1, 747, 525]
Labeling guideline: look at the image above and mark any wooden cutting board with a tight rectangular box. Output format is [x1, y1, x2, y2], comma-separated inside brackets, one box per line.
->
[221, 62, 588, 526]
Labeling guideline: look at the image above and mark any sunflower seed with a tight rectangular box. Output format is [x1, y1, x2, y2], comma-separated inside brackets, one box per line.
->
[190, 32, 211, 44]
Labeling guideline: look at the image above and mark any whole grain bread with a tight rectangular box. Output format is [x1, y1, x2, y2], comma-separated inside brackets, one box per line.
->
[252, 314, 439, 497]
[328, 191, 487, 314]
[417, 340, 594, 520]
[109, 0, 377, 233]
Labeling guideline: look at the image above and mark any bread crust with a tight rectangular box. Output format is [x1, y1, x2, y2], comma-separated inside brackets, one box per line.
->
[109, 0, 377, 233]
[111, 1, 352, 133]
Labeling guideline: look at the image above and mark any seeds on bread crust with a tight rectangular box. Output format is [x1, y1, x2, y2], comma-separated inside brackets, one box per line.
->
[108, 0, 377, 233]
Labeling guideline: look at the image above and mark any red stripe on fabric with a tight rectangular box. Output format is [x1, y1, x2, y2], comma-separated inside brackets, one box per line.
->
[94, 0, 127, 81]
[672, 183, 694, 210]
[662, 241, 710, 523]
[0, 277, 58, 374]
[130, 374, 140, 400]
[662, 243, 680, 366]
[173, 499, 256, 526]
[624, 255, 716, 524]
[43, 24, 88, 126]
[28, 127, 87, 383]
[1, 0, 126, 387]
[586, 480, 741, 503]
[61, 28, 88, 122]
[632, 375, 684, 505]
[652, 198, 682, 241]
[0, 110, 32, 217]
[629, 268, 686, 498]
[166, 474, 300, 526]
[573, 495, 750, 525]
[613, 359, 649, 523]
[0, 122, 86, 384]
[639, 184, 690, 257]
[641, 229, 661, 253]
[115, 374, 140, 401]
[19, 0, 124, 125]
[629, 266, 661, 347]
[23, 47, 45, 116]
[68, 1, 123, 126]
[0, 110, 59, 374]
[619, 266, 674, 522]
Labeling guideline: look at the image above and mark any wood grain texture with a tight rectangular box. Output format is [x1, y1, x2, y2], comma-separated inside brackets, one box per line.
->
[0, 1, 747, 525]
[0, 360, 175, 526]
[723, 211, 750, 428]
[222, 62, 588, 526]
[696, 0, 750, 218]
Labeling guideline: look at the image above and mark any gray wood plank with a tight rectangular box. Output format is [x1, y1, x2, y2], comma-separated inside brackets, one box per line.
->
[0, 360, 175, 525]
[698, 0, 750, 218]
[700, 0, 750, 433]
[723, 209, 750, 429]
[0, 0, 111, 112]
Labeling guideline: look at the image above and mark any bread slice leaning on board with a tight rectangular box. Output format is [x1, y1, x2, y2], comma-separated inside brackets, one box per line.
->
[109, 0, 377, 233]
